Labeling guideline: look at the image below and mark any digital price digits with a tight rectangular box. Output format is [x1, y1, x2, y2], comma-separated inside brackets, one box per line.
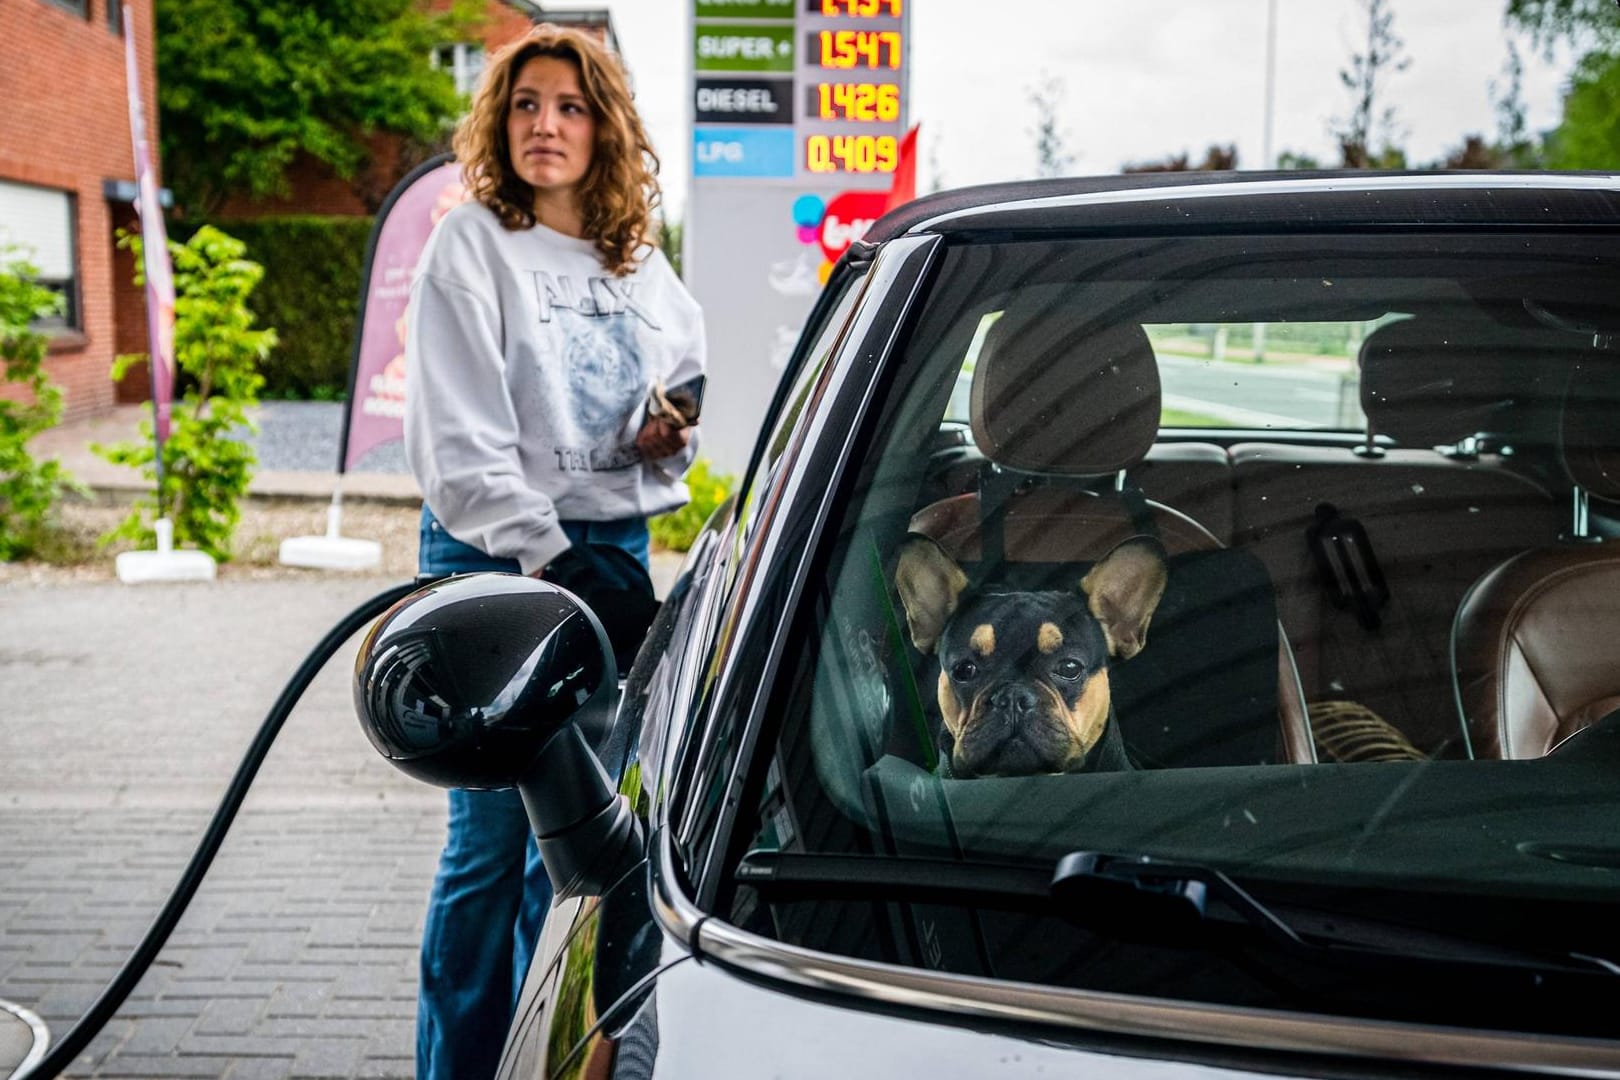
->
[817, 0, 902, 15]
[814, 82, 901, 122]
[805, 134, 899, 173]
[817, 30, 902, 69]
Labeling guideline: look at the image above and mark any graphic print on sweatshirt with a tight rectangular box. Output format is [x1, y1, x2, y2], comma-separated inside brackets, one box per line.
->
[531, 270, 661, 474]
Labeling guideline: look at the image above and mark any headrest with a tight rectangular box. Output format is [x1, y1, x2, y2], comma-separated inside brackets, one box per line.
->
[970, 309, 1161, 475]
[1358, 317, 1582, 447]
[1562, 360, 1620, 503]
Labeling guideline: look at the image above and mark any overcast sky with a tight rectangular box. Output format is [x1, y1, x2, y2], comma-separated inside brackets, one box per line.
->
[546, 0, 1576, 219]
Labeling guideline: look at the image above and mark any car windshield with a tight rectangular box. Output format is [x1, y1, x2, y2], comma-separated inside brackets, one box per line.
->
[732, 228, 1620, 1035]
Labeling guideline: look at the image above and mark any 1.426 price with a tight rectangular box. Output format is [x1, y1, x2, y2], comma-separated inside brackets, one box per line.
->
[813, 82, 901, 122]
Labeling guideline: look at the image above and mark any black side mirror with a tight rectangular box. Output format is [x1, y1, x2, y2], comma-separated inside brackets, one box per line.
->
[353, 573, 643, 898]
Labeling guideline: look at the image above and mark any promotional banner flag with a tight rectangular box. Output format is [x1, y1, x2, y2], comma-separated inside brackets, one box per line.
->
[123, 4, 175, 444]
[882, 124, 920, 216]
[338, 153, 467, 474]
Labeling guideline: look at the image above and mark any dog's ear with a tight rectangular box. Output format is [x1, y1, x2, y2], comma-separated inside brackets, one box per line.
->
[1079, 536, 1168, 660]
[893, 534, 969, 654]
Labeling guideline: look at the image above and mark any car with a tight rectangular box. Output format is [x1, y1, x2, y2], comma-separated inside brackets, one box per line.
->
[354, 170, 1620, 1079]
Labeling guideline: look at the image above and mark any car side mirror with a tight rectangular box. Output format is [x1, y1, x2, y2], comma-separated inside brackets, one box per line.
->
[353, 573, 643, 899]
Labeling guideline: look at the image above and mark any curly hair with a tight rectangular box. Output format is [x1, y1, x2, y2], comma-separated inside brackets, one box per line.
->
[454, 24, 661, 276]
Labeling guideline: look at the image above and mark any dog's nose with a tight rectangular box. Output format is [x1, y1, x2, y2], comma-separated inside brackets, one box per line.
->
[988, 683, 1038, 717]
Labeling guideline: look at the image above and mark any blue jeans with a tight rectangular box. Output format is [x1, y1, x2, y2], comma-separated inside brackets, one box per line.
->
[415, 506, 648, 1080]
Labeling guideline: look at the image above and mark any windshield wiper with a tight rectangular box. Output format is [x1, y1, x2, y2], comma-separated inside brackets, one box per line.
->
[735, 848, 1620, 979]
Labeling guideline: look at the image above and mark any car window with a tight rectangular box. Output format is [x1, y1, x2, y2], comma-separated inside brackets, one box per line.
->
[731, 229, 1620, 1037]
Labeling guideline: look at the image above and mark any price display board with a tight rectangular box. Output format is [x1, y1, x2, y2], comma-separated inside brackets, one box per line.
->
[688, 0, 910, 470]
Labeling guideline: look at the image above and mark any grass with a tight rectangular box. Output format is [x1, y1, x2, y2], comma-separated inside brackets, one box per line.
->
[1160, 408, 1228, 428]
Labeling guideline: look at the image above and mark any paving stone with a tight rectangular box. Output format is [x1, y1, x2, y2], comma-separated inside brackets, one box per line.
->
[2, 579, 448, 1076]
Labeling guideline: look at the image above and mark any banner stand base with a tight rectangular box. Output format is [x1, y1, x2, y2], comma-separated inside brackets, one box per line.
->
[116, 518, 217, 584]
[279, 497, 382, 572]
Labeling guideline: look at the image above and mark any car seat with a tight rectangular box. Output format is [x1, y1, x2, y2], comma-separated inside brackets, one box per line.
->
[1451, 357, 1620, 758]
[907, 302, 1314, 767]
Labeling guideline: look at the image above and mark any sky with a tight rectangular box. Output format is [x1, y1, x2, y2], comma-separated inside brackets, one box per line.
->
[547, 0, 1577, 220]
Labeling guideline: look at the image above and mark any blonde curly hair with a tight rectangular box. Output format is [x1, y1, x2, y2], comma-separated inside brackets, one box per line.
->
[453, 24, 661, 276]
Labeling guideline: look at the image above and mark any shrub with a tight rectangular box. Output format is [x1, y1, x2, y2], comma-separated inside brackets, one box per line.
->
[96, 226, 275, 561]
[649, 458, 737, 553]
[177, 215, 370, 398]
[0, 247, 79, 559]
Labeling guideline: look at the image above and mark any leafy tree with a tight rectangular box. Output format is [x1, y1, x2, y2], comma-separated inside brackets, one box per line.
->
[96, 227, 276, 561]
[1506, 0, 1620, 52]
[1507, 0, 1620, 168]
[1123, 145, 1239, 173]
[1276, 150, 1323, 170]
[0, 247, 80, 559]
[657, 218, 683, 279]
[1333, 0, 1411, 168]
[1027, 74, 1077, 179]
[157, 0, 480, 214]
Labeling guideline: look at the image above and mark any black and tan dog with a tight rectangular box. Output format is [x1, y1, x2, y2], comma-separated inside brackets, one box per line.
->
[894, 535, 1169, 777]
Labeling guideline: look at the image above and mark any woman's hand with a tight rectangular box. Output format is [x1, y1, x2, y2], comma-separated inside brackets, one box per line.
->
[636, 415, 691, 460]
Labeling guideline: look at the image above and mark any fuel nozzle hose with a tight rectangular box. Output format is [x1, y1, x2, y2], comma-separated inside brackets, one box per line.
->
[21, 580, 421, 1080]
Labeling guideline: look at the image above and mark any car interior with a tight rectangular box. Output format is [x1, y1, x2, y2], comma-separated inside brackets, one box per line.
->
[720, 230, 1620, 1029]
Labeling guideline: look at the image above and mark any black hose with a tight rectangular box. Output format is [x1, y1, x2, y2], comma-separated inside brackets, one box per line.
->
[22, 580, 420, 1079]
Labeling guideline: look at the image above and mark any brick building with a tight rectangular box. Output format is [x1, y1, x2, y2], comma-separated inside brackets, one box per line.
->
[1, 0, 160, 421]
[1, 0, 616, 421]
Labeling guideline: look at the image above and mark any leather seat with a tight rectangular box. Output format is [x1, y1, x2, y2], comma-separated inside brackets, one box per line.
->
[1452, 359, 1620, 758]
[910, 304, 1314, 766]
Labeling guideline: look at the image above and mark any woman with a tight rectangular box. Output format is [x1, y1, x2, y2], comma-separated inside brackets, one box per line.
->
[402, 24, 703, 1080]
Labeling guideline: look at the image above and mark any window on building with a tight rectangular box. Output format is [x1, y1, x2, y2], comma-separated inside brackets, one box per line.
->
[108, 0, 123, 35]
[0, 181, 80, 331]
[430, 42, 486, 96]
[44, 0, 90, 16]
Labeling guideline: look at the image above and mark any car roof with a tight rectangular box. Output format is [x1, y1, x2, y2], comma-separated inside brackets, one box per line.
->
[863, 170, 1620, 243]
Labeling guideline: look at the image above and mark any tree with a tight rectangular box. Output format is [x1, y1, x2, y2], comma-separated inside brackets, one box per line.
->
[1122, 145, 1238, 173]
[96, 227, 276, 561]
[1506, 0, 1620, 168]
[1506, 0, 1620, 52]
[157, 0, 480, 214]
[1027, 74, 1076, 179]
[1332, 0, 1411, 168]
[0, 247, 80, 559]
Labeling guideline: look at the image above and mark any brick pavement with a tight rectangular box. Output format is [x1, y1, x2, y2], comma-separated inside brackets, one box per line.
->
[0, 577, 448, 1079]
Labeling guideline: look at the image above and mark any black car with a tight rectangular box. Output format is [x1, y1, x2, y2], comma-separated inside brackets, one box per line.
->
[356, 171, 1620, 1079]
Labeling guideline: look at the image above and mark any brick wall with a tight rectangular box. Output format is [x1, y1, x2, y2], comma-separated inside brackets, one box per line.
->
[1, 0, 158, 422]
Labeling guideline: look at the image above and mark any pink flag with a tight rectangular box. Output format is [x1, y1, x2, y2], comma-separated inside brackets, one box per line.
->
[123, 4, 175, 443]
[339, 155, 468, 473]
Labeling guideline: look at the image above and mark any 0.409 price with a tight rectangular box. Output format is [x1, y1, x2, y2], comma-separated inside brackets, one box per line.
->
[806, 134, 899, 174]
[814, 82, 901, 122]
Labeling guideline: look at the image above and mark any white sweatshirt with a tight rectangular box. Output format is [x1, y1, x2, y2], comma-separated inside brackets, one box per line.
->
[404, 201, 705, 575]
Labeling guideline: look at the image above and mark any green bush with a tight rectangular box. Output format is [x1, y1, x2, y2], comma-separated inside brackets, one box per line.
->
[97, 226, 275, 561]
[177, 215, 370, 398]
[649, 458, 736, 553]
[0, 246, 80, 559]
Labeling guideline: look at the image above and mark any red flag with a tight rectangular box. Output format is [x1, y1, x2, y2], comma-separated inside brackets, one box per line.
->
[338, 155, 468, 473]
[123, 4, 175, 444]
[882, 124, 920, 215]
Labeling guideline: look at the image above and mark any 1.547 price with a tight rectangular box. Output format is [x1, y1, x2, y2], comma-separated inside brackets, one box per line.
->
[817, 30, 902, 69]
[813, 82, 901, 122]
[806, 134, 899, 174]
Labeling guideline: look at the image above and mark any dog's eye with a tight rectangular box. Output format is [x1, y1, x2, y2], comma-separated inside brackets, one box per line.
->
[1054, 658, 1085, 681]
[951, 659, 979, 681]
